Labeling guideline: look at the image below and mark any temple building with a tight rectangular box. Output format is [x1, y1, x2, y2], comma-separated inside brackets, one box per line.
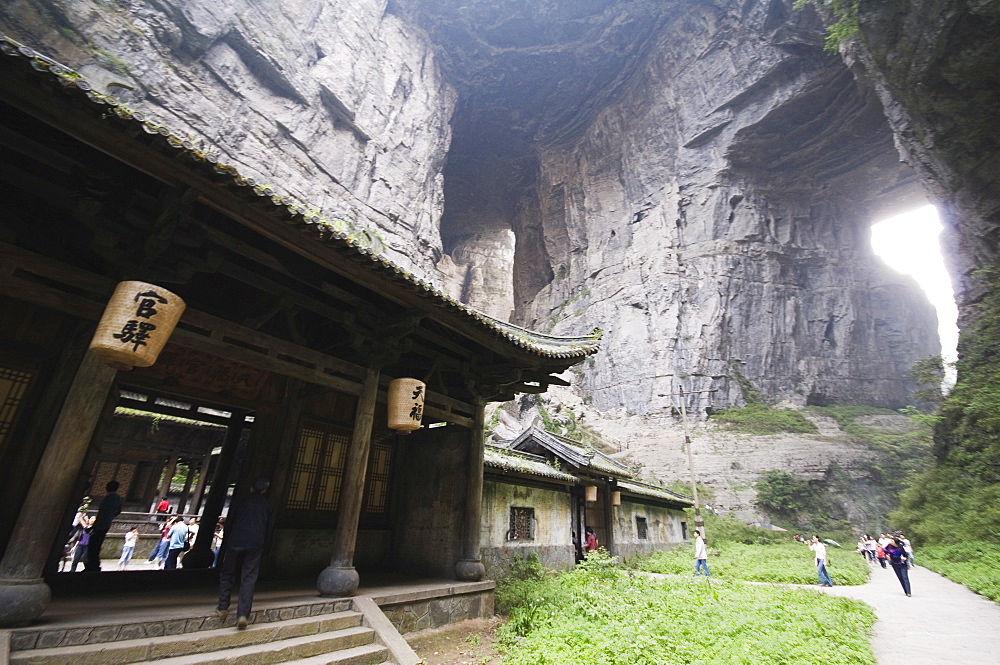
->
[0, 37, 601, 627]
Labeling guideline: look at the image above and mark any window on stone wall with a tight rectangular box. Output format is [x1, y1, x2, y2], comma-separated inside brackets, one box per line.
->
[508, 507, 534, 540]
[286, 420, 349, 512]
[361, 434, 393, 518]
[636, 516, 648, 539]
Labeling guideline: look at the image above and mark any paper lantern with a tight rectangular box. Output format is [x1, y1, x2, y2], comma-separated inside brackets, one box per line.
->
[585, 485, 598, 502]
[89, 281, 186, 369]
[388, 377, 425, 434]
[611, 491, 621, 506]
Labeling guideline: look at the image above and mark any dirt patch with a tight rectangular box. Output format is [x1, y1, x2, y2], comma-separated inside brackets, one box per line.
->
[405, 617, 505, 665]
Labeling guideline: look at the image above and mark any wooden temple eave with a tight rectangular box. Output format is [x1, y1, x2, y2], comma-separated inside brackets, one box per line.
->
[0, 241, 478, 425]
[0, 47, 600, 365]
[0, 43, 600, 416]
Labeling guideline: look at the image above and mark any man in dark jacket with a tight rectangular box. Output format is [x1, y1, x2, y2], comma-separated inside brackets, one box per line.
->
[216, 477, 275, 629]
[85, 480, 123, 572]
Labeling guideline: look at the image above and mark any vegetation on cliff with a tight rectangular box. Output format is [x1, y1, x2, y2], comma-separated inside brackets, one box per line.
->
[710, 403, 818, 435]
[894, 269, 1000, 544]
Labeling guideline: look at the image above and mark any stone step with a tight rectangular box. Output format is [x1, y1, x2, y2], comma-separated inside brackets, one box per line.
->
[10, 599, 353, 652]
[120, 631, 387, 665]
[278, 646, 393, 665]
[10, 612, 367, 665]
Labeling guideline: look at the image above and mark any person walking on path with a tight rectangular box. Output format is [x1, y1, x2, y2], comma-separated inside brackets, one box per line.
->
[68, 516, 92, 572]
[885, 537, 912, 596]
[876, 542, 888, 569]
[164, 515, 189, 570]
[216, 477, 275, 630]
[85, 480, 123, 572]
[147, 520, 171, 567]
[809, 535, 834, 587]
[900, 534, 915, 568]
[118, 526, 138, 569]
[693, 530, 711, 576]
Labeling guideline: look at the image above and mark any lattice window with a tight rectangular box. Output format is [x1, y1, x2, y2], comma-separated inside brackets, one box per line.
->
[88, 461, 136, 497]
[508, 507, 534, 541]
[636, 516, 648, 540]
[287, 421, 348, 512]
[361, 435, 393, 516]
[0, 366, 32, 448]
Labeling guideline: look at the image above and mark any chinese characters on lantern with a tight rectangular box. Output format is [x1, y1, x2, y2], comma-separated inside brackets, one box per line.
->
[113, 290, 169, 352]
[409, 384, 424, 421]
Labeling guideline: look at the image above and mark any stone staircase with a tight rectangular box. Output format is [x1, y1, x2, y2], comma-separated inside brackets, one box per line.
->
[6, 596, 419, 665]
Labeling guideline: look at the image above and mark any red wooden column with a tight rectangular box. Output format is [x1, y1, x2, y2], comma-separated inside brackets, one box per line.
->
[456, 399, 487, 581]
[0, 352, 117, 627]
[317, 365, 380, 596]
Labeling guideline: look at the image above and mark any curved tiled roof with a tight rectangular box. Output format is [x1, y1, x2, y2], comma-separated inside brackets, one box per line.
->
[617, 480, 693, 505]
[0, 35, 602, 361]
[507, 426, 633, 478]
[484, 445, 577, 482]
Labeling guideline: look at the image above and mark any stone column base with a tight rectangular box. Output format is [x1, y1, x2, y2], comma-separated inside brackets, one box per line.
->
[455, 559, 485, 582]
[0, 577, 51, 627]
[317, 566, 359, 597]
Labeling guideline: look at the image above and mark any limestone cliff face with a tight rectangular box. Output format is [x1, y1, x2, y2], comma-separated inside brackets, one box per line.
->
[847, 0, 1000, 316]
[0, 0, 454, 276]
[0, 0, 944, 414]
[412, 0, 941, 413]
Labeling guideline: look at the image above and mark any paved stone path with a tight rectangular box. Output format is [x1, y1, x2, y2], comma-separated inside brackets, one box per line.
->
[820, 564, 1000, 664]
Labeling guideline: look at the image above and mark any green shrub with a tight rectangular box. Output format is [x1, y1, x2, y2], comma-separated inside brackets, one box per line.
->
[711, 403, 818, 435]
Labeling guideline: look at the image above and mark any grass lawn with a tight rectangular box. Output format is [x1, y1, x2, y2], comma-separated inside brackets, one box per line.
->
[632, 541, 870, 586]
[497, 551, 876, 665]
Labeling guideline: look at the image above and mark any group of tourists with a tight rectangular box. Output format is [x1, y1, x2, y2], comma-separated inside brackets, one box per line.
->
[60, 480, 124, 572]
[62, 477, 275, 631]
[63, 493, 227, 572]
[690, 529, 915, 597]
[856, 532, 914, 596]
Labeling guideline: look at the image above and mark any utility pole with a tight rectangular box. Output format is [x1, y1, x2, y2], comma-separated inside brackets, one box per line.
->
[659, 387, 716, 537]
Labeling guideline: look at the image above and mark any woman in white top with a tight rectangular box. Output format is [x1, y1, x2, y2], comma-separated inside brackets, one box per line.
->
[694, 530, 710, 576]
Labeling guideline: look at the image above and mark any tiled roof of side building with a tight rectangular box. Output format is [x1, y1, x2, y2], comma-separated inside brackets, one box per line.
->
[483, 445, 577, 482]
[507, 426, 634, 478]
[617, 480, 693, 505]
[0, 35, 602, 362]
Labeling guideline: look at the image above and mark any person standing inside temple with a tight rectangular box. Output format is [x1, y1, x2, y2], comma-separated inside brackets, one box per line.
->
[216, 477, 275, 630]
[85, 480, 123, 572]
[164, 515, 189, 570]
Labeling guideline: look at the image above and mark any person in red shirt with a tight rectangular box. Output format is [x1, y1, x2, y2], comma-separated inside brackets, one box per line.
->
[583, 526, 599, 553]
[155, 497, 170, 521]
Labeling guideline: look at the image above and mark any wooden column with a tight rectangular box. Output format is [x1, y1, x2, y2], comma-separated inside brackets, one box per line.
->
[456, 400, 487, 581]
[317, 366, 380, 597]
[182, 410, 246, 568]
[158, 451, 179, 512]
[0, 352, 117, 627]
[189, 448, 213, 514]
[176, 461, 196, 515]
